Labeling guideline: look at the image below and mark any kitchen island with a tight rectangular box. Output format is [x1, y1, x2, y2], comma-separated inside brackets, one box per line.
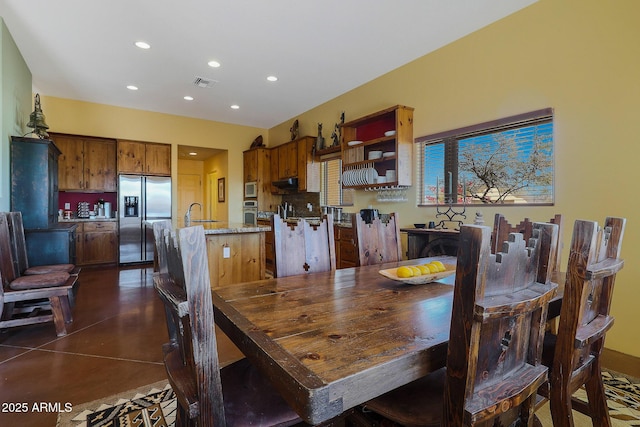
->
[196, 221, 270, 287]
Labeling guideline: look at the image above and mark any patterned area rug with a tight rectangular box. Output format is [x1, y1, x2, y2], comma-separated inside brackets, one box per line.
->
[58, 371, 640, 426]
[56, 380, 176, 427]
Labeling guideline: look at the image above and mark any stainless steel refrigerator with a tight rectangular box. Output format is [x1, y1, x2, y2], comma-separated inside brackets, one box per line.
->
[119, 175, 172, 264]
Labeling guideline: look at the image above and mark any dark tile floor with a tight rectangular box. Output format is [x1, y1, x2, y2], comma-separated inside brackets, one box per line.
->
[0, 265, 243, 427]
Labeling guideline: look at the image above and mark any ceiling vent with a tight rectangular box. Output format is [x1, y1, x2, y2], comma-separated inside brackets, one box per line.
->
[193, 77, 218, 88]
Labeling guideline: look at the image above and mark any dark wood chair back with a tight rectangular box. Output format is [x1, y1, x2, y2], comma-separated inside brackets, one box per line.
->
[492, 213, 564, 272]
[0, 214, 76, 336]
[3, 212, 77, 276]
[152, 220, 173, 274]
[153, 225, 302, 427]
[273, 214, 336, 277]
[546, 217, 625, 427]
[355, 212, 402, 266]
[153, 225, 226, 426]
[444, 222, 558, 425]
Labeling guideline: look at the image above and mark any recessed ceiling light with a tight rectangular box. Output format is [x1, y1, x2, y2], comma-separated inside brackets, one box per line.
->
[267, 75, 278, 82]
[184, 96, 194, 101]
[188, 152, 198, 156]
[135, 41, 151, 49]
[230, 104, 240, 110]
[127, 85, 138, 91]
[208, 60, 221, 68]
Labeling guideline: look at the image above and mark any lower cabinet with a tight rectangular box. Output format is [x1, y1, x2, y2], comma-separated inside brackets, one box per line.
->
[335, 223, 359, 269]
[25, 225, 77, 266]
[258, 218, 275, 276]
[73, 221, 118, 266]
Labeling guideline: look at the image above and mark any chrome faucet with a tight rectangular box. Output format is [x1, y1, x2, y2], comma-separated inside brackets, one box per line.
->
[185, 202, 202, 227]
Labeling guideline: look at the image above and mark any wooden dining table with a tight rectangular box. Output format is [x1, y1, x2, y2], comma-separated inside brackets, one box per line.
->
[211, 255, 563, 425]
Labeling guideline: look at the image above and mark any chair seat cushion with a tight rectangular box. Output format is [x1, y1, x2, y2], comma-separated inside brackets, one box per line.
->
[24, 264, 75, 275]
[221, 358, 302, 426]
[9, 272, 70, 290]
[364, 367, 446, 427]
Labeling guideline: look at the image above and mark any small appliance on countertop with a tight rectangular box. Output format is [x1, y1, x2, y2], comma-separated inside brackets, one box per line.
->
[360, 208, 379, 224]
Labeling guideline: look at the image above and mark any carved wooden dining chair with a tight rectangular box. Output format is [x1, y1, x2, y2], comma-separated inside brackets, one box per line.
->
[153, 225, 302, 427]
[492, 213, 564, 272]
[152, 220, 173, 274]
[4, 212, 79, 276]
[4, 212, 80, 309]
[540, 217, 625, 427]
[272, 213, 336, 277]
[364, 222, 559, 426]
[0, 214, 77, 337]
[355, 212, 402, 266]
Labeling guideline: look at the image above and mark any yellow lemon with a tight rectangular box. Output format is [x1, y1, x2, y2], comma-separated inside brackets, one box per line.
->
[417, 265, 431, 275]
[396, 266, 413, 278]
[410, 266, 422, 276]
[424, 263, 439, 274]
[430, 261, 447, 271]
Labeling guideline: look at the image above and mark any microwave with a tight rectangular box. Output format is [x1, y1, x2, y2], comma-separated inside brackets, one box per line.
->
[245, 181, 257, 198]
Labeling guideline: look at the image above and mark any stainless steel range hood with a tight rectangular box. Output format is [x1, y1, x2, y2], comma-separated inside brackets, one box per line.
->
[272, 177, 299, 190]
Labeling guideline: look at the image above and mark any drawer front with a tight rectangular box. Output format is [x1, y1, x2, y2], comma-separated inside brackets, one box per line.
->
[337, 226, 354, 241]
[83, 221, 117, 232]
[340, 240, 357, 263]
[69, 222, 84, 233]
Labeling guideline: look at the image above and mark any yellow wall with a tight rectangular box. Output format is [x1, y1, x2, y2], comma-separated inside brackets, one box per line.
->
[19, 0, 640, 357]
[268, 0, 640, 357]
[204, 151, 229, 222]
[39, 96, 266, 222]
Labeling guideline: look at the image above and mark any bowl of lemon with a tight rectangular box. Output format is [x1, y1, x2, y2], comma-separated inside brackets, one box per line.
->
[378, 260, 455, 285]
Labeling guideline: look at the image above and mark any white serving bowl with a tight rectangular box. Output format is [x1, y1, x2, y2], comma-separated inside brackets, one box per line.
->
[384, 130, 396, 137]
[368, 150, 383, 160]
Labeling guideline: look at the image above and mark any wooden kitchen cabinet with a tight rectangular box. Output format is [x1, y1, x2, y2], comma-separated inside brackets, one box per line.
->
[117, 139, 171, 176]
[243, 149, 259, 183]
[51, 133, 117, 191]
[297, 136, 320, 192]
[257, 218, 275, 276]
[10, 137, 60, 229]
[341, 105, 413, 188]
[269, 136, 319, 193]
[334, 222, 359, 269]
[72, 221, 118, 266]
[243, 148, 279, 211]
[277, 141, 298, 179]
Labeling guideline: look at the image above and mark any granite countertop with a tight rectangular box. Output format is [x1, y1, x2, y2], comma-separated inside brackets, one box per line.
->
[59, 217, 118, 222]
[185, 221, 271, 234]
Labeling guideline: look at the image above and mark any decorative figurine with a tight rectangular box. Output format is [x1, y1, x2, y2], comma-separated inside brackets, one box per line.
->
[330, 111, 345, 147]
[250, 135, 264, 149]
[316, 123, 325, 151]
[290, 119, 299, 140]
[26, 93, 50, 139]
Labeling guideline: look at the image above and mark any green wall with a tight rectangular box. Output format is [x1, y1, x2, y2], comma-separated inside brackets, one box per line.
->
[0, 17, 32, 211]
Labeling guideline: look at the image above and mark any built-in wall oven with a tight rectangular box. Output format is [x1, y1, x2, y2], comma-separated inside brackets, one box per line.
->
[243, 200, 258, 225]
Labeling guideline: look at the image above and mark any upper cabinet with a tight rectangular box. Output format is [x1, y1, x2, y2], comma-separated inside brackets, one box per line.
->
[297, 136, 320, 192]
[117, 140, 171, 176]
[243, 147, 278, 211]
[10, 137, 61, 229]
[340, 105, 414, 188]
[51, 133, 117, 192]
[269, 136, 319, 193]
[274, 140, 298, 179]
